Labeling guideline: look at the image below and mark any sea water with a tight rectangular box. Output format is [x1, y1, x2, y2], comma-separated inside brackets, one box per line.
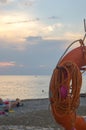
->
[0, 75, 50, 100]
[0, 75, 85, 100]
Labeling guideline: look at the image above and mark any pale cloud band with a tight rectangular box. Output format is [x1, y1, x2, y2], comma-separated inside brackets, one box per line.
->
[0, 61, 16, 67]
[0, 61, 24, 68]
[0, 0, 84, 54]
[0, 12, 82, 46]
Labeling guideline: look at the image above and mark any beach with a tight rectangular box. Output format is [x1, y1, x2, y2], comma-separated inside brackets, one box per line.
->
[0, 97, 86, 130]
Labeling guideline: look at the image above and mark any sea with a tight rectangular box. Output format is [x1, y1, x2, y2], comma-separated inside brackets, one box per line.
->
[0, 75, 86, 100]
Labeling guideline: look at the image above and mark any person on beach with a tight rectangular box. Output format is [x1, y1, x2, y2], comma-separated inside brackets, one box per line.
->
[0, 98, 23, 112]
[7, 98, 24, 111]
[0, 98, 3, 105]
[0, 98, 9, 112]
[10, 98, 23, 108]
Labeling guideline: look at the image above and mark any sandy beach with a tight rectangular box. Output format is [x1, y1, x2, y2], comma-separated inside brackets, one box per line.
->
[0, 97, 86, 129]
[0, 98, 56, 127]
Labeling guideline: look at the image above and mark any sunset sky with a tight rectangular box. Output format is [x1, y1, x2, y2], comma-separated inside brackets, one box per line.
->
[0, 0, 86, 75]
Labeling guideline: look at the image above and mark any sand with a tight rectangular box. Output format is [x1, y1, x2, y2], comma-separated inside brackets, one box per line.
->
[0, 97, 86, 128]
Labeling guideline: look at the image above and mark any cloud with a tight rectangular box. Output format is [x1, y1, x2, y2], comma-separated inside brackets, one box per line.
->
[25, 36, 42, 45]
[43, 23, 63, 33]
[20, 0, 36, 7]
[0, 0, 13, 4]
[0, 61, 24, 69]
[0, 0, 8, 4]
[0, 0, 35, 6]
[48, 16, 59, 20]
[39, 64, 48, 68]
[0, 61, 16, 67]
[6, 17, 40, 24]
[63, 32, 82, 41]
[0, 10, 83, 50]
[0, 12, 42, 45]
[26, 36, 42, 41]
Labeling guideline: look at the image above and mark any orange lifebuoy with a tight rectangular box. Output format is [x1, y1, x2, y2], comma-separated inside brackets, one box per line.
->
[60, 46, 86, 69]
[49, 40, 86, 130]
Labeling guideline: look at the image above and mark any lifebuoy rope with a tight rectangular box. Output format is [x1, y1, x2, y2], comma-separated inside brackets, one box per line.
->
[49, 61, 82, 129]
[50, 61, 82, 115]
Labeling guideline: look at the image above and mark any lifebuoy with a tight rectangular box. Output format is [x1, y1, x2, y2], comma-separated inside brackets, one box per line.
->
[60, 46, 86, 69]
[49, 40, 86, 130]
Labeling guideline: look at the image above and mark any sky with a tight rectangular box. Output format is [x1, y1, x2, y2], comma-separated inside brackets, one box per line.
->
[0, 0, 86, 75]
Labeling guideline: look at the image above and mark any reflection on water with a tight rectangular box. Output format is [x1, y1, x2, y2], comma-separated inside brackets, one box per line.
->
[0, 75, 51, 100]
[0, 75, 86, 100]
